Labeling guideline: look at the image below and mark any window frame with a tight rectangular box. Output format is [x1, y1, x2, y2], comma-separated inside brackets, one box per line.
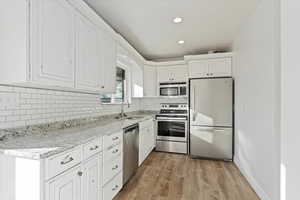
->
[100, 63, 131, 105]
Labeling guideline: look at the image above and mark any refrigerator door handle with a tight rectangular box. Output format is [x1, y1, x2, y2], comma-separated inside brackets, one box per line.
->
[193, 86, 196, 110]
[191, 86, 196, 122]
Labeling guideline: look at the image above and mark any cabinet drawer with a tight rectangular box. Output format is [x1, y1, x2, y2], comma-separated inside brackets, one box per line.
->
[45, 147, 82, 180]
[103, 172, 122, 200]
[83, 137, 102, 160]
[103, 143, 122, 162]
[103, 131, 123, 150]
[139, 119, 153, 130]
[103, 155, 122, 184]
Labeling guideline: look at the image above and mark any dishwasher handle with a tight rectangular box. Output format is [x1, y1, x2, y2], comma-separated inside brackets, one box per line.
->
[124, 124, 139, 133]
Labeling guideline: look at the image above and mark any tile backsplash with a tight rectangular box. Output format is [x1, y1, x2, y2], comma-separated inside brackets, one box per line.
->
[0, 85, 140, 129]
[0, 85, 188, 129]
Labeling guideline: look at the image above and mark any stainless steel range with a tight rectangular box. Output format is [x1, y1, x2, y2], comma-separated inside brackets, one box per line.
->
[155, 103, 188, 154]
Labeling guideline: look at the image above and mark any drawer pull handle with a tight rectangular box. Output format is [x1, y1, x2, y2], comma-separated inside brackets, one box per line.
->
[112, 137, 119, 141]
[112, 149, 119, 154]
[112, 185, 119, 191]
[60, 155, 74, 165]
[112, 165, 118, 170]
[89, 145, 99, 151]
[77, 171, 83, 177]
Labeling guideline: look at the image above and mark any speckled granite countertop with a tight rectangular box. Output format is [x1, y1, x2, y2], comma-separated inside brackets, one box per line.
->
[0, 111, 157, 160]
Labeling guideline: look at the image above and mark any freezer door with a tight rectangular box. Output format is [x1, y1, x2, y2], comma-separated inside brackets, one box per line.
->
[190, 126, 233, 160]
[190, 78, 233, 127]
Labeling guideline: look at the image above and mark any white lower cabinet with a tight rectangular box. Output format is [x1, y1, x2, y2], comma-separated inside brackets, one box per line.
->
[82, 155, 102, 200]
[47, 166, 81, 200]
[103, 156, 122, 184]
[103, 172, 122, 200]
[46, 153, 102, 200]
[102, 131, 123, 200]
[139, 119, 155, 166]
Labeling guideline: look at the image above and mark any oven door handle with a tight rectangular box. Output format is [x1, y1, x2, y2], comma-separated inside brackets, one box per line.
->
[156, 118, 187, 122]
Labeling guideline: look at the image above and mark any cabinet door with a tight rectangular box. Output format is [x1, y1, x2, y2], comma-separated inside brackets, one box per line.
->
[188, 60, 209, 78]
[143, 65, 157, 97]
[169, 65, 188, 82]
[145, 123, 155, 155]
[148, 122, 156, 151]
[131, 61, 144, 97]
[157, 67, 172, 82]
[76, 13, 101, 91]
[47, 166, 81, 200]
[138, 128, 147, 166]
[208, 58, 232, 77]
[100, 33, 116, 93]
[32, 0, 75, 87]
[82, 155, 102, 200]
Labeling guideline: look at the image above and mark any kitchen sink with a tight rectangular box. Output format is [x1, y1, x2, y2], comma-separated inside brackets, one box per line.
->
[125, 116, 145, 120]
[114, 115, 145, 120]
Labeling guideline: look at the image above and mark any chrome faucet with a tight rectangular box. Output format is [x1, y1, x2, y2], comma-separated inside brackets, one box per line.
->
[116, 101, 130, 119]
[120, 102, 127, 118]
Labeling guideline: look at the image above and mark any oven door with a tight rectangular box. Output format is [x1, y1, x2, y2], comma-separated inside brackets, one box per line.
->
[156, 118, 187, 142]
[160, 87, 179, 96]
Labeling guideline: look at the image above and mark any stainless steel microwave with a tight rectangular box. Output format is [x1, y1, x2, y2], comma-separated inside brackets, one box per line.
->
[159, 82, 187, 97]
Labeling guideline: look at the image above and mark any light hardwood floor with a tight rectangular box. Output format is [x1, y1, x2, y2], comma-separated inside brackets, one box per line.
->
[114, 152, 260, 200]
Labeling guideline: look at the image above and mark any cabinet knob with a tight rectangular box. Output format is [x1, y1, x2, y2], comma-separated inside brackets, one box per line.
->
[112, 185, 119, 191]
[89, 145, 99, 151]
[112, 165, 119, 170]
[112, 149, 119, 154]
[77, 171, 83, 177]
[101, 86, 105, 89]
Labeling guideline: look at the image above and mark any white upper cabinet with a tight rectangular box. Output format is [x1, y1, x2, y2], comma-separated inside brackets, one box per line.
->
[100, 33, 116, 93]
[186, 53, 233, 78]
[143, 65, 157, 97]
[208, 58, 232, 77]
[31, 0, 75, 87]
[131, 61, 144, 98]
[157, 65, 188, 83]
[188, 60, 209, 78]
[0, 0, 118, 93]
[75, 13, 102, 91]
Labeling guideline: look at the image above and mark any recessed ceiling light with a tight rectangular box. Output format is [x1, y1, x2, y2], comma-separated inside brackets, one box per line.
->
[173, 17, 183, 24]
[178, 40, 185, 44]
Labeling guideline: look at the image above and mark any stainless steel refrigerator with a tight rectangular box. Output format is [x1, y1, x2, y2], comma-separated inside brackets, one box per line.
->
[189, 78, 233, 161]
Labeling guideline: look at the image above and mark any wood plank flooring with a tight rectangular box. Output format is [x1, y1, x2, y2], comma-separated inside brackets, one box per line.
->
[114, 152, 260, 200]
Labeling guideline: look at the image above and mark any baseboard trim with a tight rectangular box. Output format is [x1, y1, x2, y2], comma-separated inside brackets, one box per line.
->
[234, 158, 272, 200]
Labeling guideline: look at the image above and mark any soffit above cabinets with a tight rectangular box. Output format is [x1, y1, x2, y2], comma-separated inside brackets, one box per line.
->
[83, 0, 259, 60]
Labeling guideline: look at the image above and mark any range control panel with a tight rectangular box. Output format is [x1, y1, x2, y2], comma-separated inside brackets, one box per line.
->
[160, 103, 188, 110]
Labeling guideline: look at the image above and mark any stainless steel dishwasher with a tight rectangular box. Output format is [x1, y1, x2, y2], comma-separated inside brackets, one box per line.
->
[123, 124, 139, 185]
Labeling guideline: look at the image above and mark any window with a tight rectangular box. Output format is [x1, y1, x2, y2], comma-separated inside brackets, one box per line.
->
[101, 67, 126, 104]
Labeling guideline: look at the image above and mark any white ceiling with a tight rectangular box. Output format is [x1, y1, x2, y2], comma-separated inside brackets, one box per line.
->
[84, 0, 259, 60]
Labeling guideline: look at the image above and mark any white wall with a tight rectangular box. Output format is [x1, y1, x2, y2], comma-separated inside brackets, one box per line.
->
[232, 0, 280, 200]
[280, 1, 300, 200]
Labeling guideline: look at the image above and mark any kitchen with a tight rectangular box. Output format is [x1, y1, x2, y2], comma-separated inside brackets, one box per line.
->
[0, 0, 298, 200]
